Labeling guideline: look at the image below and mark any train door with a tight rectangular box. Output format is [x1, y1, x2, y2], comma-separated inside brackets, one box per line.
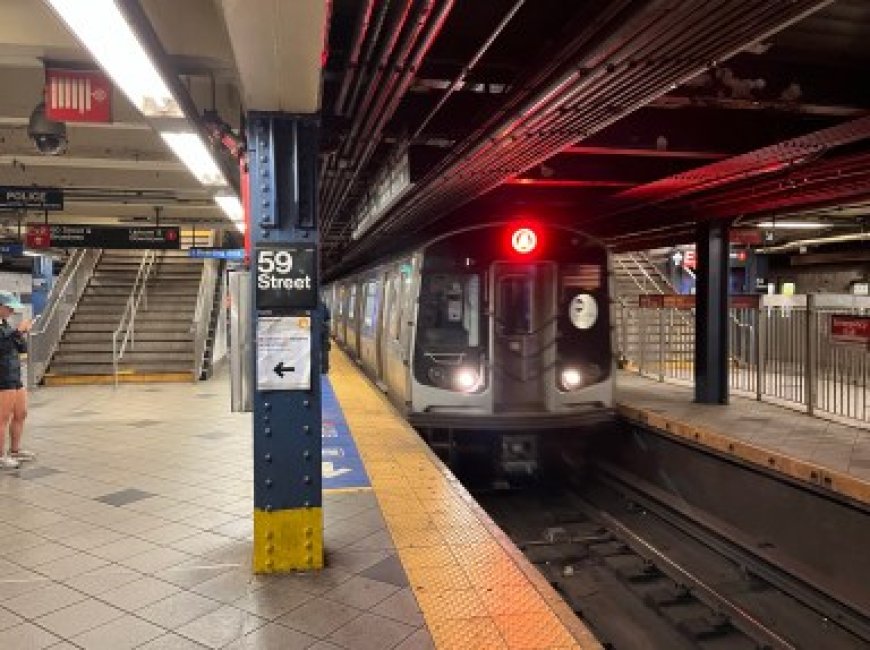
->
[491, 262, 556, 412]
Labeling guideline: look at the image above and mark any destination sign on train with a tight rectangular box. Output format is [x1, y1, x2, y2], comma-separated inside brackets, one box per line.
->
[256, 244, 317, 310]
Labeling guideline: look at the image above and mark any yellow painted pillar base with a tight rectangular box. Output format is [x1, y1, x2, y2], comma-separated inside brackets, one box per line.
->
[253, 507, 324, 573]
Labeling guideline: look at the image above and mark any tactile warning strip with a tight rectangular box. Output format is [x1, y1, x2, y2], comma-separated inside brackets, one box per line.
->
[617, 402, 870, 506]
[329, 349, 602, 650]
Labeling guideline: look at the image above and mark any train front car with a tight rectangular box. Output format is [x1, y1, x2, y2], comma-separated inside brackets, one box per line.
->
[409, 223, 614, 477]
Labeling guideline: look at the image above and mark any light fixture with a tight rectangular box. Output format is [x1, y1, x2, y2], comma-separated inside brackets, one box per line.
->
[561, 368, 582, 390]
[756, 221, 830, 230]
[214, 194, 245, 232]
[455, 368, 479, 392]
[161, 132, 227, 186]
[46, 0, 182, 118]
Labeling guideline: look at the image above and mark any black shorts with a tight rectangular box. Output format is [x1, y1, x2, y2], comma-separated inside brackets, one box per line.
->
[0, 381, 23, 390]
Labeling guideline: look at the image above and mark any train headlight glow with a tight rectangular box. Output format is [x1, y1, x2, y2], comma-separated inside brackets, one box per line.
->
[561, 368, 582, 390]
[456, 368, 479, 392]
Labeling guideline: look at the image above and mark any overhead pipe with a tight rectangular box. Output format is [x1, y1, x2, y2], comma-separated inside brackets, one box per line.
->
[334, 0, 376, 116]
[324, 0, 453, 227]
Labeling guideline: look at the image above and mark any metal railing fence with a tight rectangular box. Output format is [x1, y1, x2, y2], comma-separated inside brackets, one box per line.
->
[619, 294, 870, 426]
[192, 258, 221, 381]
[112, 250, 157, 386]
[27, 249, 102, 387]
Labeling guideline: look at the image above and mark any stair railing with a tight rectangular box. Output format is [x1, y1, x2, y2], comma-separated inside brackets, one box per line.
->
[112, 250, 157, 386]
[191, 258, 221, 381]
[27, 248, 102, 387]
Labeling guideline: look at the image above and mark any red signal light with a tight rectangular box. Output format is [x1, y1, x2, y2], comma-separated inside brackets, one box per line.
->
[510, 227, 538, 255]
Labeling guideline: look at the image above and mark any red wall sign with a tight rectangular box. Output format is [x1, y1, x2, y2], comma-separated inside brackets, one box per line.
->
[730, 229, 763, 246]
[45, 69, 112, 123]
[26, 225, 51, 249]
[830, 315, 870, 346]
[683, 249, 697, 269]
[730, 294, 760, 309]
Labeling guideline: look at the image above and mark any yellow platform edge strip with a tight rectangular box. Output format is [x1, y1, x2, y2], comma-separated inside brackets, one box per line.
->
[616, 402, 870, 506]
[253, 507, 324, 573]
[328, 348, 601, 649]
[44, 372, 194, 386]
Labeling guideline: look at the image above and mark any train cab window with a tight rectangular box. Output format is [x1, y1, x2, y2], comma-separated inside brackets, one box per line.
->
[418, 273, 480, 348]
[387, 277, 401, 341]
[497, 276, 532, 335]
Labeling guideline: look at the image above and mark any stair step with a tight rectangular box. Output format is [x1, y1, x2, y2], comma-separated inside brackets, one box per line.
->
[53, 351, 194, 364]
[47, 362, 194, 376]
[58, 341, 193, 353]
[62, 331, 193, 343]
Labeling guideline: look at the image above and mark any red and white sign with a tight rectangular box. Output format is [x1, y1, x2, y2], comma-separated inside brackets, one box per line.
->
[730, 229, 763, 246]
[45, 69, 112, 123]
[26, 225, 51, 249]
[683, 249, 697, 269]
[830, 315, 870, 346]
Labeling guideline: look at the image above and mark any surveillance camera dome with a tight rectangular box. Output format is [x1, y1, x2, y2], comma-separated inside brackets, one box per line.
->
[28, 103, 68, 155]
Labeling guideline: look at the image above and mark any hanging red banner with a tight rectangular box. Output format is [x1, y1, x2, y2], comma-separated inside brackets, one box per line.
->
[45, 69, 112, 123]
[830, 315, 870, 346]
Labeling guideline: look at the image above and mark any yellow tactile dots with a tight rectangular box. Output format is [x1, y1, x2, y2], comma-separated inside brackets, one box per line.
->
[329, 349, 602, 650]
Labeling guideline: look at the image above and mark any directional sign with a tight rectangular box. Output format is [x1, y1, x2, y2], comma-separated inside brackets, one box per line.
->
[256, 316, 311, 391]
[256, 244, 317, 310]
[45, 68, 112, 123]
[26, 224, 179, 249]
[188, 248, 245, 260]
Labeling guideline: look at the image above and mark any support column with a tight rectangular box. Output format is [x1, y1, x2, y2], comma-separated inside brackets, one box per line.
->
[248, 114, 323, 572]
[694, 221, 729, 404]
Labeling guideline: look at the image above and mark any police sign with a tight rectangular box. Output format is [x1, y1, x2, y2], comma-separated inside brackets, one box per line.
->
[256, 244, 317, 310]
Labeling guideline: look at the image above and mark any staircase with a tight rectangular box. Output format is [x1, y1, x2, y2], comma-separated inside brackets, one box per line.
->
[611, 249, 692, 368]
[45, 250, 204, 385]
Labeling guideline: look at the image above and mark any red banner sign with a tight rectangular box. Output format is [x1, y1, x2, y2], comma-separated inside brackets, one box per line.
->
[683, 249, 697, 269]
[830, 315, 870, 345]
[45, 69, 112, 123]
[730, 294, 761, 309]
[663, 294, 695, 309]
[730, 229, 763, 245]
[638, 295, 663, 308]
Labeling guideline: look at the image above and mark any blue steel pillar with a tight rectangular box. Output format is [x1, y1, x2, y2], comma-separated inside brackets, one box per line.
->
[248, 114, 323, 572]
[694, 221, 729, 404]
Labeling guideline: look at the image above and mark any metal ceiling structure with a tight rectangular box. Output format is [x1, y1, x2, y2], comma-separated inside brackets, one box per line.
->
[0, 0, 869, 274]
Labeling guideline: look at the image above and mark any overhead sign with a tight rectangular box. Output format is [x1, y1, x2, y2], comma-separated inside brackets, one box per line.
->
[638, 294, 696, 309]
[0, 242, 24, 256]
[0, 187, 63, 210]
[683, 249, 697, 269]
[830, 315, 870, 347]
[731, 294, 761, 309]
[26, 225, 180, 249]
[188, 248, 245, 260]
[256, 316, 311, 391]
[730, 229, 763, 246]
[256, 244, 317, 310]
[45, 68, 112, 123]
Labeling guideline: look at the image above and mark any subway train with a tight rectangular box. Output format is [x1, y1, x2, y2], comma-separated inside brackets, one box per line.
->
[324, 222, 614, 475]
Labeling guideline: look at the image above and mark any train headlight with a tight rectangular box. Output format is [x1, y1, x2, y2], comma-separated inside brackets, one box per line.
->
[561, 367, 582, 390]
[456, 368, 479, 392]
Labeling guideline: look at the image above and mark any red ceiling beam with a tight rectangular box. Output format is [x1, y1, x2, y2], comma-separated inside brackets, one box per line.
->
[507, 178, 635, 188]
[563, 145, 727, 160]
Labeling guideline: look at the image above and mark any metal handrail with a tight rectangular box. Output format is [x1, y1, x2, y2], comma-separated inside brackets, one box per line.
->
[191, 258, 220, 380]
[112, 250, 157, 386]
[27, 249, 102, 387]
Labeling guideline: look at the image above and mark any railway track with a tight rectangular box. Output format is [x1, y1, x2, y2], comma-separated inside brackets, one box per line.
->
[473, 426, 870, 650]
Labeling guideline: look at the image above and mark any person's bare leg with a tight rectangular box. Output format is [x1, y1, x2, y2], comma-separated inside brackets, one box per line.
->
[9, 388, 26, 454]
[0, 390, 16, 467]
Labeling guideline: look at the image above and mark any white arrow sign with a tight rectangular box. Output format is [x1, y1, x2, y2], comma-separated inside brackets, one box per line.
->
[322, 462, 352, 479]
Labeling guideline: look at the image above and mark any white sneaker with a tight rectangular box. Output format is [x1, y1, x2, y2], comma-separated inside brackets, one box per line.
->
[11, 450, 36, 462]
[0, 455, 20, 470]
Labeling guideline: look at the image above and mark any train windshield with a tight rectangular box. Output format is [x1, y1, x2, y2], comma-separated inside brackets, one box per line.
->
[497, 275, 533, 335]
[418, 273, 480, 348]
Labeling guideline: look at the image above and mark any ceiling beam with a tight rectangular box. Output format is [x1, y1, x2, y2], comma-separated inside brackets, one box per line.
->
[563, 145, 728, 160]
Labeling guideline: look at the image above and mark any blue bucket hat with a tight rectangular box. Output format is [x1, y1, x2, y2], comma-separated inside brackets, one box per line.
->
[0, 291, 24, 312]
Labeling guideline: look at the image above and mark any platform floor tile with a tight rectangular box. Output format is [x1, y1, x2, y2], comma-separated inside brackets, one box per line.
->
[329, 349, 601, 650]
[0, 371, 432, 649]
[618, 372, 870, 504]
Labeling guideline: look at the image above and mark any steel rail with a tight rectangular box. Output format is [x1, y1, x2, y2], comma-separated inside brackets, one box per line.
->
[593, 462, 870, 642]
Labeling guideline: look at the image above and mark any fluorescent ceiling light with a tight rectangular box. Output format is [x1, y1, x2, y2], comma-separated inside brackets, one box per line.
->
[161, 132, 227, 186]
[756, 221, 830, 229]
[215, 195, 244, 221]
[47, 0, 182, 118]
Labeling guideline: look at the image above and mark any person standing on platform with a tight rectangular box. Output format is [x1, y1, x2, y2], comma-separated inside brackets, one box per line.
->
[0, 291, 34, 470]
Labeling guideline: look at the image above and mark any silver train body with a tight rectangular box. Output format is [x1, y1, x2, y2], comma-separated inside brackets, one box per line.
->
[324, 223, 614, 470]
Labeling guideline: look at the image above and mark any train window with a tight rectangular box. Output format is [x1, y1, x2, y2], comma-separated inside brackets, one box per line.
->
[418, 273, 481, 347]
[363, 281, 377, 328]
[388, 277, 401, 341]
[348, 285, 357, 320]
[498, 276, 532, 335]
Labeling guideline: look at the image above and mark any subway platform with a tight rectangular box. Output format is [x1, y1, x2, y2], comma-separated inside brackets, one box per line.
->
[617, 372, 870, 505]
[0, 350, 599, 650]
